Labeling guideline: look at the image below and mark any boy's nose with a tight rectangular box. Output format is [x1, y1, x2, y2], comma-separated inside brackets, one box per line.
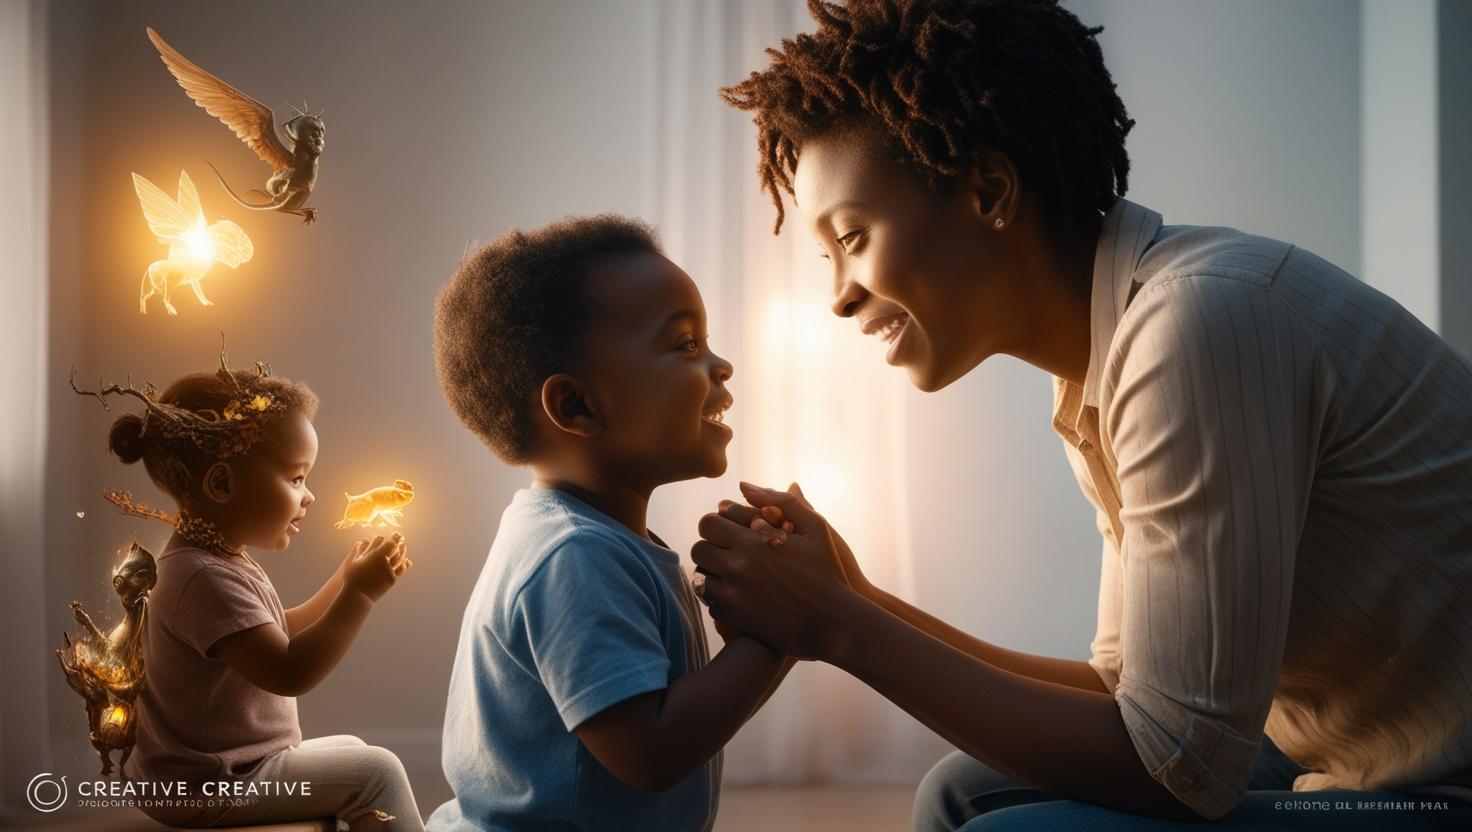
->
[710, 353, 733, 382]
[303, 487, 315, 506]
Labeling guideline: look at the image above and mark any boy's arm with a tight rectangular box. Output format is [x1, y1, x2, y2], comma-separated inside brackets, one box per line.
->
[573, 637, 786, 792]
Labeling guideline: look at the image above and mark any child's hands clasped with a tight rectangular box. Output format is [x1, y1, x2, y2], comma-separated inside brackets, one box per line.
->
[344, 533, 413, 603]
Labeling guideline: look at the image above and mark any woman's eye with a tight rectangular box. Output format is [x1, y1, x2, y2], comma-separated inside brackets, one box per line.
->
[677, 339, 698, 353]
[836, 229, 866, 253]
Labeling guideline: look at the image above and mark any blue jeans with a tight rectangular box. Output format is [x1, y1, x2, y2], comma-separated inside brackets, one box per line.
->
[912, 736, 1472, 831]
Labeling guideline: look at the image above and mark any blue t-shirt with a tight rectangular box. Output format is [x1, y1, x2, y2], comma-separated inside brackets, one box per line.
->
[426, 488, 719, 832]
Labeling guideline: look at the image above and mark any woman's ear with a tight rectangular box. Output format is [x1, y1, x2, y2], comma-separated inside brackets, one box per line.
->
[540, 374, 600, 438]
[965, 150, 1020, 230]
[202, 461, 235, 504]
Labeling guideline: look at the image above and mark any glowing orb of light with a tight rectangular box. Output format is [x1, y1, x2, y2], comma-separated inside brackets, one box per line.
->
[183, 221, 215, 261]
[796, 460, 847, 510]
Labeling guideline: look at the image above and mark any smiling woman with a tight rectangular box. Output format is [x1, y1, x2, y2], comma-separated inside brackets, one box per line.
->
[701, 1, 1472, 830]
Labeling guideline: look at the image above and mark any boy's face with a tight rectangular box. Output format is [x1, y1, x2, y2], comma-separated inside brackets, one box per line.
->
[575, 252, 734, 485]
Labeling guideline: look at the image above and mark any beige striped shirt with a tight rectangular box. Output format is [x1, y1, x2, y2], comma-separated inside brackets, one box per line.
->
[1056, 199, 1472, 818]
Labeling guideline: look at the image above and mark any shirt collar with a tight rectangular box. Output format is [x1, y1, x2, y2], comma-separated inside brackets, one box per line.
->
[1052, 199, 1164, 442]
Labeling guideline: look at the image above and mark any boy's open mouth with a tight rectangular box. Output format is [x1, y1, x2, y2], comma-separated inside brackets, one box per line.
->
[702, 396, 733, 434]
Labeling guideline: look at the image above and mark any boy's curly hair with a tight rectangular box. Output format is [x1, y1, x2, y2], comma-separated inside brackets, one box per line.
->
[433, 215, 659, 465]
[720, 0, 1134, 234]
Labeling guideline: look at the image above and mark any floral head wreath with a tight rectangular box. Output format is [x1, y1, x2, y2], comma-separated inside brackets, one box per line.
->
[73, 335, 282, 554]
[70, 333, 280, 462]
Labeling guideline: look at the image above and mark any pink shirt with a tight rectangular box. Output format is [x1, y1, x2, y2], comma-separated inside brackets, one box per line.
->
[125, 545, 301, 782]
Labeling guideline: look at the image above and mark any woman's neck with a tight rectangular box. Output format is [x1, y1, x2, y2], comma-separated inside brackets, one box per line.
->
[1006, 220, 1097, 387]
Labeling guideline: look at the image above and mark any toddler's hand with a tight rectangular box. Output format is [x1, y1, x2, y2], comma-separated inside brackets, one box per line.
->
[345, 533, 404, 602]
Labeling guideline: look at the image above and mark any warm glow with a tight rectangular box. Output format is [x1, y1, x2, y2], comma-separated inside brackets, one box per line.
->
[796, 460, 848, 510]
[183, 221, 215, 261]
[132, 170, 253, 315]
[336, 479, 416, 529]
[103, 705, 128, 727]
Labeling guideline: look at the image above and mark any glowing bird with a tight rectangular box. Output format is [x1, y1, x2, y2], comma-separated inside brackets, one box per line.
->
[336, 480, 415, 529]
[132, 169, 253, 315]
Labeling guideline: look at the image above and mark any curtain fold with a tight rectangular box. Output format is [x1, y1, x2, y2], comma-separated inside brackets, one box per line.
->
[645, 0, 947, 784]
[0, 0, 54, 811]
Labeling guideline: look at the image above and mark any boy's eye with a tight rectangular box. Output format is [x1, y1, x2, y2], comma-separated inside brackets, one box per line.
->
[292, 476, 305, 485]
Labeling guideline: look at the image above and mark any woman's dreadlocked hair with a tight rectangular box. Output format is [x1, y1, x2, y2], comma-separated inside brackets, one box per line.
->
[719, 0, 1134, 234]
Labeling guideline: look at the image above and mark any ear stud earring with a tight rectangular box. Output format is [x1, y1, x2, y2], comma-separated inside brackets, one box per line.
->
[993, 218, 1006, 230]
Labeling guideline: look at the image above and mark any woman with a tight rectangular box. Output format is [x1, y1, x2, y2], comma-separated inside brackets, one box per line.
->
[693, 1, 1472, 829]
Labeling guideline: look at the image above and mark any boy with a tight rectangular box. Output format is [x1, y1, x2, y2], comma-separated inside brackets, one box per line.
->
[427, 215, 789, 831]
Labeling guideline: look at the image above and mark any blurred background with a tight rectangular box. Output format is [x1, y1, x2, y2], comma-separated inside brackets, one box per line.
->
[3, 0, 1469, 829]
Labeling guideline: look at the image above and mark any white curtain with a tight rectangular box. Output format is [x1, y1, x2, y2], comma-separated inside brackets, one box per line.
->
[643, 0, 949, 784]
[0, 0, 54, 810]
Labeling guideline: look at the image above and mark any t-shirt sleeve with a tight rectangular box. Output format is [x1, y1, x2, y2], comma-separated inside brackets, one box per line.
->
[170, 564, 279, 658]
[509, 535, 672, 731]
[1101, 274, 1329, 819]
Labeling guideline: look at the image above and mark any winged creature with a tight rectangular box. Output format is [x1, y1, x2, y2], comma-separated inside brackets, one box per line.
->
[147, 27, 325, 225]
[132, 169, 253, 315]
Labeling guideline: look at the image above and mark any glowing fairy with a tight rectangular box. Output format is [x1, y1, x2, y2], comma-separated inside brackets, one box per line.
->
[132, 169, 253, 316]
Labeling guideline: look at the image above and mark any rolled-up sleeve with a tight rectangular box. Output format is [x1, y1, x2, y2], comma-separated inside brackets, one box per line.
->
[1100, 273, 1331, 818]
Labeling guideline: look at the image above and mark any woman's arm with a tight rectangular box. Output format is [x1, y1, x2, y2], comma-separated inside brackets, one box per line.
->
[720, 493, 1107, 694]
[863, 587, 1108, 693]
[830, 593, 1195, 819]
[573, 637, 787, 792]
[697, 486, 1197, 821]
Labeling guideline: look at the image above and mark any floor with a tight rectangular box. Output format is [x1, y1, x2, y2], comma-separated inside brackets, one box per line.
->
[9, 786, 918, 831]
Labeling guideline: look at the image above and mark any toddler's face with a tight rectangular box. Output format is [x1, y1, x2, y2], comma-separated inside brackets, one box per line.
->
[577, 252, 734, 484]
[216, 411, 319, 551]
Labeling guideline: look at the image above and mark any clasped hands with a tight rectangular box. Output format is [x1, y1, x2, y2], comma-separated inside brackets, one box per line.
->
[691, 481, 874, 662]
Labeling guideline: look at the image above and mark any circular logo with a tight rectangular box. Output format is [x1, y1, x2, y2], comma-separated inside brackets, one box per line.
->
[26, 773, 68, 813]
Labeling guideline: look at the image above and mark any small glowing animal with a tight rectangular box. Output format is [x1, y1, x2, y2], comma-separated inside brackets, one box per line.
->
[133, 170, 253, 315]
[336, 480, 415, 529]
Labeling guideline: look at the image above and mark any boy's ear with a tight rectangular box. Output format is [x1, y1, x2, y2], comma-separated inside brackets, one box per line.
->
[540, 374, 600, 438]
[964, 149, 1019, 228]
[202, 461, 235, 504]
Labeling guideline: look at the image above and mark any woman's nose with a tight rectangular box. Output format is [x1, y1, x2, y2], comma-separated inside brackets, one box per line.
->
[831, 276, 867, 318]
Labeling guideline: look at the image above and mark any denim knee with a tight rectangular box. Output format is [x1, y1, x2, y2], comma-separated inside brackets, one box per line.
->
[913, 751, 1032, 832]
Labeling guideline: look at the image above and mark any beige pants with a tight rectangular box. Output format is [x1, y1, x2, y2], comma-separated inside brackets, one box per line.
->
[141, 735, 424, 831]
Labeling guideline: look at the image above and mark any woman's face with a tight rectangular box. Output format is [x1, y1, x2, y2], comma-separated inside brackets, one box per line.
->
[210, 411, 319, 551]
[791, 128, 1029, 392]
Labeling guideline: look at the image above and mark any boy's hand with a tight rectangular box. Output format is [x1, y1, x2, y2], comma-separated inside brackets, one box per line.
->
[716, 483, 875, 599]
[344, 533, 405, 602]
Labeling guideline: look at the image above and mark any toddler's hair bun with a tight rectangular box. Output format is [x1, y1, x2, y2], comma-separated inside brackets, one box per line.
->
[108, 413, 146, 464]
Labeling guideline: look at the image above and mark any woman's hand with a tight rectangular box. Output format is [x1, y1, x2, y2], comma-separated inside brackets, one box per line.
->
[692, 481, 868, 661]
[717, 482, 876, 600]
[344, 533, 407, 603]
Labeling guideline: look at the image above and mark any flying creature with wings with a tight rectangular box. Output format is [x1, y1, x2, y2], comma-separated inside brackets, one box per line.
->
[132, 170, 253, 316]
[146, 27, 325, 225]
